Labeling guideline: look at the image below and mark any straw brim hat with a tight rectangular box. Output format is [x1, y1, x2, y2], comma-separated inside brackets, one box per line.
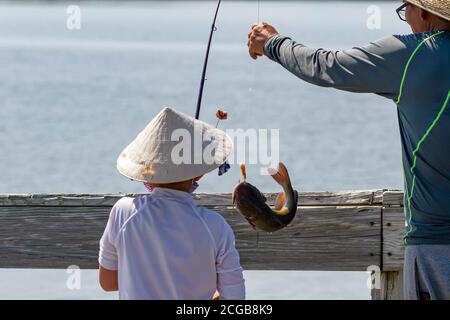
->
[117, 107, 233, 184]
[407, 0, 450, 21]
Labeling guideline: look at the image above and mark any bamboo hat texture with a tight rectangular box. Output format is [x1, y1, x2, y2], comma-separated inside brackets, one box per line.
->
[117, 107, 233, 184]
[406, 0, 450, 21]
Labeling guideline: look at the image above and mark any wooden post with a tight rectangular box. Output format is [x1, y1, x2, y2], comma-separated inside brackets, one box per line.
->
[371, 190, 405, 300]
[372, 270, 403, 300]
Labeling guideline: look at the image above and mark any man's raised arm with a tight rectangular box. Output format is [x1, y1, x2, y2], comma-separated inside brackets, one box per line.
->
[249, 23, 411, 100]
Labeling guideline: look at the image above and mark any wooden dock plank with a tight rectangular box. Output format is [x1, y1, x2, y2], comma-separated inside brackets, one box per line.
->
[382, 191, 404, 207]
[0, 205, 381, 271]
[0, 190, 384, 207]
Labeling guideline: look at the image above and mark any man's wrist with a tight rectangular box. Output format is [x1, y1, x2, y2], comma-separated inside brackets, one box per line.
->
[264, 34, 291, 63]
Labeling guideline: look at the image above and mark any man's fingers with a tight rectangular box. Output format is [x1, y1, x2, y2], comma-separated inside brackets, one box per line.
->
[249, 47, 263, 60]
[252, 22, 270, 30]
[249, 49, 258, 60]
[248, 22, 269, 60]
[252, 22, 267, 31]
[252, 28, 265, 36]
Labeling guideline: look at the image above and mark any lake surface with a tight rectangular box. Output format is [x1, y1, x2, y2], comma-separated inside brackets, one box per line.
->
[0, 1, 409, 299]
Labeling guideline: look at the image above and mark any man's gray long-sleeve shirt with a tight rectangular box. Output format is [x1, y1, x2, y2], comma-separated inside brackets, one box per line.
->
[264, 31, 450, 245]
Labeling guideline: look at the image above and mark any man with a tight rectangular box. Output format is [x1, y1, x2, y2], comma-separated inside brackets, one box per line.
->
[248, 0, 449, 300]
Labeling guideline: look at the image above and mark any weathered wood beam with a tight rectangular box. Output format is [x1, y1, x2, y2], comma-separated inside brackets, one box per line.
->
[382, 191, 404, 207]
[0, 204, 381, 271]
[0, 190, 384, 207]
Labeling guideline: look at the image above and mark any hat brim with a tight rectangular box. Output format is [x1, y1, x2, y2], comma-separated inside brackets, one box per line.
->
[117, 126, 233, 184]
[407, 0, 450, 21]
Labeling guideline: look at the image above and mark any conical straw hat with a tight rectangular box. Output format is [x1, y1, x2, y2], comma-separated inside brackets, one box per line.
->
[407, 0, 450, 21]
[117, 107, 233, 184]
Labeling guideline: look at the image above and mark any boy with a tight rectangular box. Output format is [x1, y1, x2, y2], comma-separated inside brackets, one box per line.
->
[98, 107, 245, 300]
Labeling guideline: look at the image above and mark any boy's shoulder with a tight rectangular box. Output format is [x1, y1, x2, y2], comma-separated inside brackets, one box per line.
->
[113, 194, 151, 209]
[111, 196, 138, 215]
[110, 195, 146, 225]
[195, 206, 232, 233]
[113, 196, 135, 210]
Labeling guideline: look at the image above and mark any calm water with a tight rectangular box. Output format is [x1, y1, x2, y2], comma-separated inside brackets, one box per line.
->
[0, 1, 410, 299]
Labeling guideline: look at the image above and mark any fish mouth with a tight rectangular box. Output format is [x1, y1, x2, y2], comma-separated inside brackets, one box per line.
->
[231, 183, 243, 206]
[232, 182, 251, 207]
[232, 181, 268, 213]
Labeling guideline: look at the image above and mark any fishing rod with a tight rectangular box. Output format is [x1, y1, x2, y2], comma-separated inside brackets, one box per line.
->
[195, 0, 261, 120]
[195, 0, 222, 120]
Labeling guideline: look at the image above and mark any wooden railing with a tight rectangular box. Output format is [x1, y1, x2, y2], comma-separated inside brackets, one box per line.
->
[0, 189, 405, 300]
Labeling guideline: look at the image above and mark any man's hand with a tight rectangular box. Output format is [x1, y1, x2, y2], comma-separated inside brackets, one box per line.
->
[247, 22, 279, 60]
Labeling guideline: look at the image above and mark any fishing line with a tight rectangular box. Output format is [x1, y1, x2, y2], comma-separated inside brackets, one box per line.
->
[257, 0, 261, 23]
[247, 0, 263, 184]
[249, 0, 262, 94]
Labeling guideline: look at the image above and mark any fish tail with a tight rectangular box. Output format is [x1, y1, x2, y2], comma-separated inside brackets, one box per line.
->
[268, 162, 292, 189]
[274, 191, 286, 211]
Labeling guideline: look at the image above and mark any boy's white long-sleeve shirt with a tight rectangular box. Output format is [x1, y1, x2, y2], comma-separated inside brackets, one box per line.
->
[99, 187, 245, 300]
